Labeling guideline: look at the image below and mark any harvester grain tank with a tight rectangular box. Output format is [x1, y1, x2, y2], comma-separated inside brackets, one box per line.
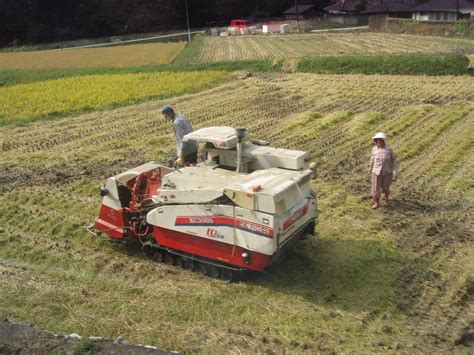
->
[93, 127, 317, 280]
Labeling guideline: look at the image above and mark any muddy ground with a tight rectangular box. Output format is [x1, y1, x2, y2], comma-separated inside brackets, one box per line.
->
[0, 318, 176, 354]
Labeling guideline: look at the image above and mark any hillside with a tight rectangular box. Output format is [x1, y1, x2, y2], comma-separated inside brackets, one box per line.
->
[0, 72, 472, 353]
[0, 0, 316, 46]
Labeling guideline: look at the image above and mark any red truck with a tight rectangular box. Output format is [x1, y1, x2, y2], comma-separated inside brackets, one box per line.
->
[229, 19, 253, 29]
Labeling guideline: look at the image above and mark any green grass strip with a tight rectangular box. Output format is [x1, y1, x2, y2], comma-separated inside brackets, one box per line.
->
[172, 34, 205, 66]
[298, 53, 472, 76]
[1, 53, 471, 87]
[0, 61, 277, 87]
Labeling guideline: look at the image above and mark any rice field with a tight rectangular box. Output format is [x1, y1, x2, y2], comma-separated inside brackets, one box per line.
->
[194, 32, 474, 62]
[0, 42, 186, 69]
[1, 72, 473, 353]
[0, 71, 229, 125]
[469, 54, 474, 68]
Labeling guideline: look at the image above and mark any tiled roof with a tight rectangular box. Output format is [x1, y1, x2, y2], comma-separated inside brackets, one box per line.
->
[361, 2, 415, 14]
[411, 0, 474, 13]
[324, 0, 377, 13]
[324, 1, 343, 12]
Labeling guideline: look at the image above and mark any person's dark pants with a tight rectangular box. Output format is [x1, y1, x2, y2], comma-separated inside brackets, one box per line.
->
[184, 151, 198, 165]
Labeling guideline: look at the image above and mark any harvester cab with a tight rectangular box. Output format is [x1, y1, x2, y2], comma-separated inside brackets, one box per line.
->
[183, 126, 311, 173]
[93, 126, 317, 280]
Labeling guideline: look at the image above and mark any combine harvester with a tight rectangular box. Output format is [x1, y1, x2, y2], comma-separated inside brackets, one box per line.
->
[93, 127, 317, 281]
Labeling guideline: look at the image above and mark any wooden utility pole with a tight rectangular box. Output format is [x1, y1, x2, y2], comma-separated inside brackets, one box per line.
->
[295, 0, 300, 32]
[185, 0, 191, 43]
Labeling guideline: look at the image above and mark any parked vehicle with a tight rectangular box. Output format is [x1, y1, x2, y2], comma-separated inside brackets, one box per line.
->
[229, 19, 254, 29]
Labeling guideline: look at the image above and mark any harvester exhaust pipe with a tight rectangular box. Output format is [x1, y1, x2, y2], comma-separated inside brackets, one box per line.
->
[235, 127, 246, 172]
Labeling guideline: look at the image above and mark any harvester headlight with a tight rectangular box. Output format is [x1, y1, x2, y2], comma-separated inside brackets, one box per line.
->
[242, 251, 251, 265]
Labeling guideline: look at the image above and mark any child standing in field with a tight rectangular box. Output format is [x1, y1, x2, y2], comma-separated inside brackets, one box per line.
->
[370, 132, 397, 209]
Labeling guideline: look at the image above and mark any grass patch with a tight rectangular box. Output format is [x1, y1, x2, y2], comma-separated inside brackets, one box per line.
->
[298, 54, 473, 76]
[398, 105, 470, 159]
[73, 339, 99, 354]
[349, 112, 387, 137]
[172, 34, 205, 66]
[281, 111, 322, 134]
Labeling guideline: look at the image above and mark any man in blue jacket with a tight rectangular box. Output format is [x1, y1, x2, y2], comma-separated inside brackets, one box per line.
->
[161, 105, 198, 166]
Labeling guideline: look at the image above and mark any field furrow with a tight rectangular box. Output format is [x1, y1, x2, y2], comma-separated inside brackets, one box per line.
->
[195, 33, 474, 62]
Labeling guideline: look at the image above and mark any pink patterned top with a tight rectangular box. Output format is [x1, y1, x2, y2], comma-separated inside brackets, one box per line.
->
[370, 145, 397, 176]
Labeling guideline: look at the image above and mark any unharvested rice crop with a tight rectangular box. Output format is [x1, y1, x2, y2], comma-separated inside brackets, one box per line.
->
[1, 73, 473, 353]
[194, 32, 474, 62]
[0, 71, 229, 125]
[0, 42, 186, 69]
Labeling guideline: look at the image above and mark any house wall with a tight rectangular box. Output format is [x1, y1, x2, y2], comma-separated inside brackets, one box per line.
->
[412, 12, 457, 22]
[326, 15, 369, 26]
[369, 14, 474, 37]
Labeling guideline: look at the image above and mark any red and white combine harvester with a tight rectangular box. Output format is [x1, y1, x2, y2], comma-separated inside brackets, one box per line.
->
[93, 127, 317, 281]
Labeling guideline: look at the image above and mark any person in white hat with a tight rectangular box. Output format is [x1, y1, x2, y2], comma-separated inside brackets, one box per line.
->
[369, 132, 397, 209]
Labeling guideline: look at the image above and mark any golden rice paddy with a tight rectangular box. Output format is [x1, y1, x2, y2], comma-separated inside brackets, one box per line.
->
[0, 70, 229, 125]
[0, 42, 186, 69]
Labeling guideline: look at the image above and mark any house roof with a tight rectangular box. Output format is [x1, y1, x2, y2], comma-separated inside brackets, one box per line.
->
[361, 2, 415, 14]
[324, 0, 376, 13]
[283, 5, 315, 14]
[411, 0, 474, 13]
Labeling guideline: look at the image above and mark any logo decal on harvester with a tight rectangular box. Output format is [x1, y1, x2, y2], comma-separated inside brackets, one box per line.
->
[189, 216, 214, 224]
[207, 228, 225, 239]
[175, 216, 273, 238]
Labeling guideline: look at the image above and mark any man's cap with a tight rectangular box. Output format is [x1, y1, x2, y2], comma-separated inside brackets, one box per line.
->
[372, 132, 387, 140]
[160, 105, 174, 115]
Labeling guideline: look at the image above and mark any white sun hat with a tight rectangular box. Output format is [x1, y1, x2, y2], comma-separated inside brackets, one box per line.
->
[372, 132, 387, 140]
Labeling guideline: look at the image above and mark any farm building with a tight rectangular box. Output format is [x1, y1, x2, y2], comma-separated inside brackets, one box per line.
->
[324, 0, 373, 15]
[410, 0, 474, 21]
[282, 4, 317, 19]
[323, 0, 372, 25]
[361, 1, 416, 18]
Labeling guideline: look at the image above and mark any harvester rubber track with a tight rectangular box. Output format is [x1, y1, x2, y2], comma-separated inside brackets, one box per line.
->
[141, 239, 245, 282]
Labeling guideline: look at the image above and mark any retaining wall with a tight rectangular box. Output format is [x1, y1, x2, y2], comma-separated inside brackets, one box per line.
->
[369, 15, 474, 38]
